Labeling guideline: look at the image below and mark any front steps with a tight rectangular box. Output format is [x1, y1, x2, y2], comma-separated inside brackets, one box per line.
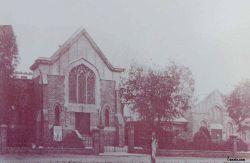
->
[104, 146, 128, 153]
[74, 130, 93, 148]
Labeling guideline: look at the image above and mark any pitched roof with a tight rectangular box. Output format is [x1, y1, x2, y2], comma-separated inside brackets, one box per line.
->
[193, 89, 226, 113]
[31, 28, 125, 72]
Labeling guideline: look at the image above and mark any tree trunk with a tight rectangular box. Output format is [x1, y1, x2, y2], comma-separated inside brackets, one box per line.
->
[151, 131, 157, 163]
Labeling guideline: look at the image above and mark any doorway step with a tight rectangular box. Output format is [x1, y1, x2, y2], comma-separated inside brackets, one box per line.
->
[104, 146, 128, 153]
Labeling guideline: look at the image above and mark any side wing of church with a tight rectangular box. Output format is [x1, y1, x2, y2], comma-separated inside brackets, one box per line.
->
[29, 29, 125, 147]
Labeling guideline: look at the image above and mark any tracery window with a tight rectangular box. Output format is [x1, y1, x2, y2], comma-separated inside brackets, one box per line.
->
[69, 64, 95, 104]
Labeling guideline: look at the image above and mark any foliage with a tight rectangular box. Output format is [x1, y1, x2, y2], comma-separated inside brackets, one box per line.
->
[173, 130, 191, 150]
[120, 62, 195, 137]
[8, 79, 35, 110]
[0, 25, 18, 124]
[0, 25, 18, 77]
[224, 137, 248, 152]
[226, 80, 250, 132]
[193, 126, 211, 150]
[157, 129, 176, 149]
[157, 126, 248, 151]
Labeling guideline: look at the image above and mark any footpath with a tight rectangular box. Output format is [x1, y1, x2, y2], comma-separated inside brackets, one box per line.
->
[0, 152, 242, 163]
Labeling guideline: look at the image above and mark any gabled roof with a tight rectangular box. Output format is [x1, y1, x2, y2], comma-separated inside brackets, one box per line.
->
[193, 89, 226, 113]
[30, 28, 125, 72]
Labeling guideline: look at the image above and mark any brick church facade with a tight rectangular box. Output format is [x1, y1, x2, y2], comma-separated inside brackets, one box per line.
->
[8, 29, 125, 148]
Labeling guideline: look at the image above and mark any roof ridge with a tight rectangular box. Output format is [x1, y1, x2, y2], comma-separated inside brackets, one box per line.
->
[49, 28, 125, 72]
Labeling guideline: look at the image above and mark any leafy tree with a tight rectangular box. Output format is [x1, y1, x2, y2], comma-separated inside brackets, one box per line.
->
[0, 25, 18, 124]
[120, 62, 194, 162]
[226, 80, 250, 132]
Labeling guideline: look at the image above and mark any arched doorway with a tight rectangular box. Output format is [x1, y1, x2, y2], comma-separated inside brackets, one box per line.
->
[75, 113, 90, 135]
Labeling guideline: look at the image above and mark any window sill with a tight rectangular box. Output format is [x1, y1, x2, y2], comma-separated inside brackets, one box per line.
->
[104, 127, 116, 131]
[67, 103, 97, 113]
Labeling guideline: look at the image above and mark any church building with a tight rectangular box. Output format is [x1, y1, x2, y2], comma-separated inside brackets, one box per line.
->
[28, 29, 125, 147]
[190, 90, 236, 141]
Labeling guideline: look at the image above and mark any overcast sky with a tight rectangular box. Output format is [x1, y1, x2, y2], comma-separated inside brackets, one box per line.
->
[1, 0, 250, 99]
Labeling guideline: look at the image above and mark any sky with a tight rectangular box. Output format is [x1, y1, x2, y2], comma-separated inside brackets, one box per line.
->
[1, 0, 250, 100]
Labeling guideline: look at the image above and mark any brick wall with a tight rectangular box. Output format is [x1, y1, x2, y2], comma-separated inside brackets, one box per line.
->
[100, 80, 118, 145]
[46, 75, 65, 125]
[157, 149, 232, 158]
[30, 77, 43, 145]
[0, 147, 93, 155]
[129, 148, 233, 158]
[100, 80, 116, 127]
[34, 76, 121, 146]
[44, 75, 65, 145]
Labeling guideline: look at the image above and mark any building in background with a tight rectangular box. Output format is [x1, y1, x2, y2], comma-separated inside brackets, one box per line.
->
[190, 90, 236, 142]
[190, 90, 250, 144]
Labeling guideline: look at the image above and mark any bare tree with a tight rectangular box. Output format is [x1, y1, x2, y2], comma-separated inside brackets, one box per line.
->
[120, 62, 194, 163]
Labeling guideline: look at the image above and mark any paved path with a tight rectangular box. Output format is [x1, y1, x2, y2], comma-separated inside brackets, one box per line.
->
[0, 153, 246, 163]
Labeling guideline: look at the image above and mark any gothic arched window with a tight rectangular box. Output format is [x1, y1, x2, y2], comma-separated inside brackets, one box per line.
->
[87, 72, 95, 104]
[69, 64, 95, 104]
[78, 72, 86, 103]
[104, 109, 110, 127]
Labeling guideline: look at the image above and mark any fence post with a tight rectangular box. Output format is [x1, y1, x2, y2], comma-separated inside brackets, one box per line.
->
[128, 122, 134, 153]
[0, 124, 7, 153]
[230, 135, 237, 156]
[92, 129, 100, 155]
[98, 124, 105, 153]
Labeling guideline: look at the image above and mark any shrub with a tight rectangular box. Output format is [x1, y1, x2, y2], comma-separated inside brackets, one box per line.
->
[224, 137, 248, 151]
[192, 126, 211, 150]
